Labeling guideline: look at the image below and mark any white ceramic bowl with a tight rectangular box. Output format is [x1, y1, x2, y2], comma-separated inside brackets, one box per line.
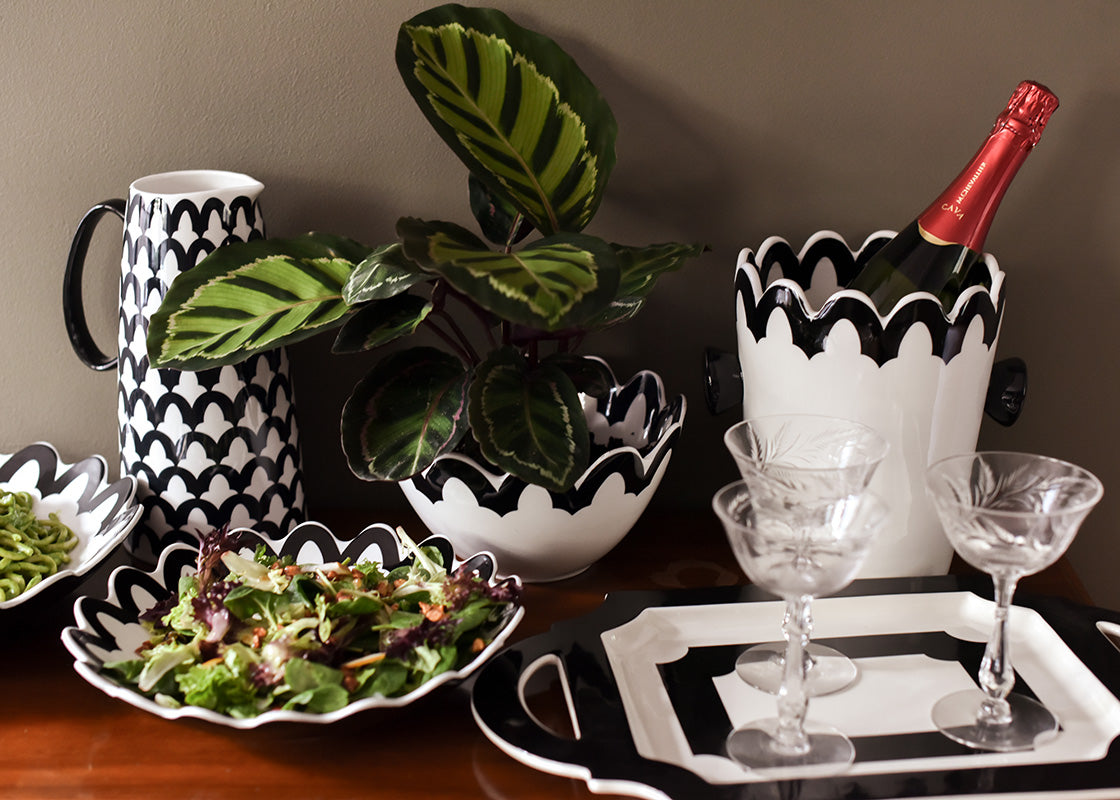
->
[0, 442, 140, 613]
[401, 364, 686, 582]
[61, 521, 524, 728]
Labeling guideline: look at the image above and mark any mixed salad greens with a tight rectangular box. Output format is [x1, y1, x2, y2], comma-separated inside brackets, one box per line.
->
[104, 527, 520, 717]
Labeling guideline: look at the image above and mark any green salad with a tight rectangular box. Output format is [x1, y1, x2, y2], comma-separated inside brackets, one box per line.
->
[104, 527, 520, 718]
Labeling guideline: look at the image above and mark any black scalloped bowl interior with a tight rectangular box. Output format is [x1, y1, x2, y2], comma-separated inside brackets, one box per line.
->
[409, 364, 686, 515]
[0, 442, 141, 614]
[61, 521, 524, 728]
[736, 230, 1006, 366]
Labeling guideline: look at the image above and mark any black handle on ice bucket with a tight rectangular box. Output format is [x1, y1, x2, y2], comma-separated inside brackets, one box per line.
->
[703, 348, 742, 415]
[702, 348, 1028, 426]
[984, 357, 1027, 426]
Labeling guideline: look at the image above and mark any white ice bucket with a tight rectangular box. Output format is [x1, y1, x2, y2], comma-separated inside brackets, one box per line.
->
[725, 230, 1024, 577]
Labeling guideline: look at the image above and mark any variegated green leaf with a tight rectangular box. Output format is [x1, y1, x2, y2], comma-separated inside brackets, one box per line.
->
[147, 233, 372, 370]
[584, 296, 646, 330]
[342, 243, 429, 305]
[614, 242, 708, 297]
[398, 217, 619, 331]
[397, 4, 617, 235]
[341, 347, 470, 481]
[468, 347, 588, 492]
[582, 241, 708, 330]
[332, 294, 433, 354]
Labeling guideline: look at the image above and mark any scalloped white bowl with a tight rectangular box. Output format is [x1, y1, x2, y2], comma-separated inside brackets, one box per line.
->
[61, 521, 524, 728]
[0, 442, 140, 613]
[401, 365, 686, 582]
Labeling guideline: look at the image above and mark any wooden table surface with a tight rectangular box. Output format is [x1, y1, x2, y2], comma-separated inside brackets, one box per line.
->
[0, 507, 1096, 800]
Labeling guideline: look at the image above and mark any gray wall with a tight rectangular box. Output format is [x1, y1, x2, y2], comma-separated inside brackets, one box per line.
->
[5, 1, 1119, 602]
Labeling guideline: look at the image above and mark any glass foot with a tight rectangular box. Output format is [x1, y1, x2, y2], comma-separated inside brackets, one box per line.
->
[736, 642, 857, 696]
[932, 689, 1060, 752]
[725, 718, 855, 776]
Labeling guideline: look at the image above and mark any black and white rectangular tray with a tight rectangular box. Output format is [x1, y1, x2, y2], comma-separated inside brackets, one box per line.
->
[470, 576, 1120, 799]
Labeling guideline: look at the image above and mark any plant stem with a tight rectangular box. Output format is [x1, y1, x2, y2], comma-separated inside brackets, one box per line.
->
[441, 282, 502, 353]
[438, 309, 480, 363]
[423, 316, 474, 365]
[504, 213, 524, 253]
[481, 316, 499, 350]
[427, 280, 497, 363]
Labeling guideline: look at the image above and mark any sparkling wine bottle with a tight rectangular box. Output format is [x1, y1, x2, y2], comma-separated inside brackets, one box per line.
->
[845, 80, 1059, 315]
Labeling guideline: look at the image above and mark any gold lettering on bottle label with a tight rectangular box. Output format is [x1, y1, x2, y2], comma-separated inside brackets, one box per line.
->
[941, 202, 965, 220]
[955, 160, 987, 207]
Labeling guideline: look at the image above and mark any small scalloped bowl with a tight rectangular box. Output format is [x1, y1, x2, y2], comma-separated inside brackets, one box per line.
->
[400, 363, 686, 582]
[61, 521, 524, 728]
[0, 443, 141, 614]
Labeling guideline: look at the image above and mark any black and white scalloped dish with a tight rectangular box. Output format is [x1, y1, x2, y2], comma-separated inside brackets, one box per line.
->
[735, 229, 1005, 366]
[61, 521, 524, 728]
[0, 442, 141, 614]
[400, 360, 686, 581]
[409, 363, 685, 515]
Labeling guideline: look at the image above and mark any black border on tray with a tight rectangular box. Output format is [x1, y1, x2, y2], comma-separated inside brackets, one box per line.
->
[470, 576, 1120, 799]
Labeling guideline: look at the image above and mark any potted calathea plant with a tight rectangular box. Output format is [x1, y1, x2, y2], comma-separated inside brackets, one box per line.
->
[146, 4, 703, 577]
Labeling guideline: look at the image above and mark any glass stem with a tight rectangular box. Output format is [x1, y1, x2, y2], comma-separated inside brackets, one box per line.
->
[780, 604, 817, 671]
[773, 595, 812, 754]
[978, 572, 1019, 726]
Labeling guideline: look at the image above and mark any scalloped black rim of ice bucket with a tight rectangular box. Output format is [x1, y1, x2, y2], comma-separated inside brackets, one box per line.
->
[735, 233, 1004, 367]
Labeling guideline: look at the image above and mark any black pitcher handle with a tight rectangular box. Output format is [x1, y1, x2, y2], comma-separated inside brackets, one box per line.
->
[63, 198, 126, 371]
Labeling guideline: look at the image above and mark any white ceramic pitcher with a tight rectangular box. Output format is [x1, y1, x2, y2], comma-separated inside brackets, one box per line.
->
[64, 170, 306, 562]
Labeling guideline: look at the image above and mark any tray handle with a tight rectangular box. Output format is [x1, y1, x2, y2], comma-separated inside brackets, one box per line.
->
[471, 641, 643, 783]
[516, 653, 582, 740]
[472, 646, 588, 764]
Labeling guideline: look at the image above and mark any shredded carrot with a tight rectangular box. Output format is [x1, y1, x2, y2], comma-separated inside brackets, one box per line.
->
[342, 652, 386, 669]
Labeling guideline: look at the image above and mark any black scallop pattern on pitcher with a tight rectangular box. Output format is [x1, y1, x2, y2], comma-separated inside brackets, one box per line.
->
[117, 192, 305, 563]
[736, 232, 1004, 366]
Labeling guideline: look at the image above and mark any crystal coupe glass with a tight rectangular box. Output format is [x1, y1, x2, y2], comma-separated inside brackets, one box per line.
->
[713, 481, 888, 773]
[926, 451, 1103, 752]
[723, 415, 889, 696]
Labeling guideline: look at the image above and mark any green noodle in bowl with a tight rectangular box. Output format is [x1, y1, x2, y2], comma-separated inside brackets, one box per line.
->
[0, 490, 79, 600]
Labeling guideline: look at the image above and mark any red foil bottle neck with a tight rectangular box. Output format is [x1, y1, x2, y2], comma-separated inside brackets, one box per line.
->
[917, 129, 1030, 250]
[918, 81, 1057, 251]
